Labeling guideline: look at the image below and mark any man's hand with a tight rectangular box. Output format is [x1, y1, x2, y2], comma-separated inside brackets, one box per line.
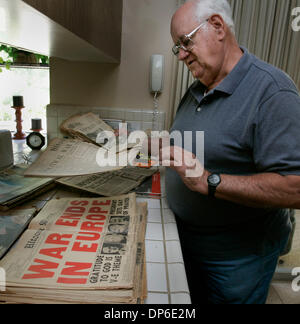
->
[160, 146, 209, 194]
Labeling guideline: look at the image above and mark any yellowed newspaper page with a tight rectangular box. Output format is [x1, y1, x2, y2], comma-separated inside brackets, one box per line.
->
[60, 112, 137, 152]
[24, 138, 123, 178]
[0, 202, 148, 304]
[56, 167, 157, 197]
[60, 112, 114, 145]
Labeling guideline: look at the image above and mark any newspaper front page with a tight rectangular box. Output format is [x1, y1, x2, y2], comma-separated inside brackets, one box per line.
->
[0, 202, 148, 304]
[0, 193, 145, 293]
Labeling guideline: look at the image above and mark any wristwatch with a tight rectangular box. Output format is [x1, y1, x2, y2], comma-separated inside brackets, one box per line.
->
[207, 173, 221, 197]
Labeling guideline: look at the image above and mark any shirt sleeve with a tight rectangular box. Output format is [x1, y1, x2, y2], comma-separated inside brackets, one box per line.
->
[253, 90, 300, 176]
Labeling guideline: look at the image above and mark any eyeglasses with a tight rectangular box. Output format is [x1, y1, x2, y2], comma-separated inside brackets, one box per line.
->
[172, 20, 208, 56]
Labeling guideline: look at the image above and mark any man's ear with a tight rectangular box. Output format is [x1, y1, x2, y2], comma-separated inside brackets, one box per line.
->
[208, 14, 226, 39]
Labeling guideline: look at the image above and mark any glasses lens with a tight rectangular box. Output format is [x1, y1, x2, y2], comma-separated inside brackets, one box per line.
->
[182, 37, 194, 51]
[172, 45, 180, 56]
[172, 37, 194, 56]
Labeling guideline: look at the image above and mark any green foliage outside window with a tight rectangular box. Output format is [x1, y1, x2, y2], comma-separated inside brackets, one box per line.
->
[0, 44, 49, 72]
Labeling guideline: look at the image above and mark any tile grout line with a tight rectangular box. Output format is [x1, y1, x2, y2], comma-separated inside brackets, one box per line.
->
[160, 197, 172, 304]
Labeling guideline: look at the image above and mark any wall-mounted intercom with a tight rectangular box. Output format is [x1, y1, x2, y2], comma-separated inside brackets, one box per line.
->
[150, 54, 165, 94]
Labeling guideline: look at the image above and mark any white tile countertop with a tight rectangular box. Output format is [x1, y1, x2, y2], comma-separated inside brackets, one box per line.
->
[137, 169, 191, 305]
[11, 139, 191, 304]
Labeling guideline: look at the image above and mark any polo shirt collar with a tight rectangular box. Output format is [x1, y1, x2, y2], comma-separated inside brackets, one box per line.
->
[214, 47, 253, 95]
[190, 46, 253, 101]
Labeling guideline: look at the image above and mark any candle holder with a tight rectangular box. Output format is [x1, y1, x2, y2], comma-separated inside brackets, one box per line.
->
[11, 96, 26, 140]
[31, 118, 43, 132]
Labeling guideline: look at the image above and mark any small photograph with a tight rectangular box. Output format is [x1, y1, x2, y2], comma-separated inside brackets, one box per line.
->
[101, 242, 126, 255]
[107, 223, 129, 235]
[104, 233, 127, 244]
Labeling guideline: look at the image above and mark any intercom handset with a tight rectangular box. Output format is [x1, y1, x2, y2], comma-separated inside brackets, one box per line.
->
[150, 54, 165, 93]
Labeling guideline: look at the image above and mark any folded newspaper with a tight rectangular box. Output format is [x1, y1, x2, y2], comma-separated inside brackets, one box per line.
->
[60, 112, 132, 152]
[24, 113, 158, 199]
[60, 112, 112, 143]
[0, 193, 148, 304]
[56, 166, 158, 197]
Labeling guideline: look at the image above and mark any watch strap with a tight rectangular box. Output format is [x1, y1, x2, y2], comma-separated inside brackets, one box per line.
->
[208, 184, 217, 197]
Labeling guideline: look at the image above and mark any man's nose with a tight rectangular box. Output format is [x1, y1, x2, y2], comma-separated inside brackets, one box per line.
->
[178, 48, 190, 61]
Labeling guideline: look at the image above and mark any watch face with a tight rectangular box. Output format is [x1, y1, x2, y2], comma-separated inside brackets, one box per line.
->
[208, 174, 221, 186]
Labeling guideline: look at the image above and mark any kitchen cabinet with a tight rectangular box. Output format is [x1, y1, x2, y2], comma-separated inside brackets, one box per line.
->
[0, 0, 122, 63]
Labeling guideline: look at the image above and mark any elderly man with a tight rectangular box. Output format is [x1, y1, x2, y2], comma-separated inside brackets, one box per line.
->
[164, 0, 300, 304]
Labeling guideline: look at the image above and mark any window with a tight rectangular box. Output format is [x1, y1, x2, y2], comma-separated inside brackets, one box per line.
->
[0, 67, 49, 133]
[0, 47, 49, 134]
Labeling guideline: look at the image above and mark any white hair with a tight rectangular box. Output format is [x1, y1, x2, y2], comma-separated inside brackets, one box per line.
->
[191, 0, 235, 35]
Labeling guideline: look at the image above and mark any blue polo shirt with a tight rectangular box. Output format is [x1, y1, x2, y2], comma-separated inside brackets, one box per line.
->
[166, 48, 300, 260]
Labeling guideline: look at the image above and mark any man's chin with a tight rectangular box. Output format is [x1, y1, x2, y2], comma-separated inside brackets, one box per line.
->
[189, 69, 198, 79]
[192, 72, 206, 84]
[188, 67, 204, 82]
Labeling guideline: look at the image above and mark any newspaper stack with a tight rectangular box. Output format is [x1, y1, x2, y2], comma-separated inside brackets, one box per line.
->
[23, 112, 149, 179]
[0, 208, 37, 259]
[0, 193, 148, 304]
[0, 165, 55, 211]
